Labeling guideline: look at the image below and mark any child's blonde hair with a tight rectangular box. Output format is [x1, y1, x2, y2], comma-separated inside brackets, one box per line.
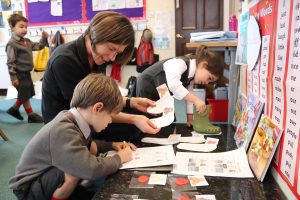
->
[70, 74, 123, 114]
[195, 45, 224, 79]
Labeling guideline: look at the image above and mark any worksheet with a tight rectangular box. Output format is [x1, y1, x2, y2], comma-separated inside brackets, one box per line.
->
[107, 145, 176, 169]
[172, 148, 253, 178]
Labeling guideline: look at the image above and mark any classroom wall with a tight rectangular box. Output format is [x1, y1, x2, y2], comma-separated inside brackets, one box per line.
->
[0, 0, 231, 89]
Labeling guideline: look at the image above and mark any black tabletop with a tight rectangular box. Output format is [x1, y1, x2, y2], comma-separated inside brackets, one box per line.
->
[92, 124, 287, 200]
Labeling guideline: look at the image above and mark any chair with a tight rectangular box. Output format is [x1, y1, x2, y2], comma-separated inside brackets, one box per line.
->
[0, 128, 8, 141]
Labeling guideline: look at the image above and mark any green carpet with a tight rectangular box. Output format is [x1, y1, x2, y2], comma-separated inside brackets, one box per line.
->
[0, 98, 44, 200]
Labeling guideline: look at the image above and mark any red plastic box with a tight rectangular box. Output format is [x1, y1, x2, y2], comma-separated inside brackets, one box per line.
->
[207, 99, 228, 122]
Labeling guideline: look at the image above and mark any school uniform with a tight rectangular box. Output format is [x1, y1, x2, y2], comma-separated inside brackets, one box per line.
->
[136, 56, 196, 114]
[6, 33, 47, 102]
[9, 108, 121, 200]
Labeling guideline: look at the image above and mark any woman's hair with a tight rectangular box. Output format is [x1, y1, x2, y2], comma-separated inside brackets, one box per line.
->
[70, 74, 123, 114]
[195, 45, 224, 78]
[84, 11, 135, 65]
[8, 14, 28, 28]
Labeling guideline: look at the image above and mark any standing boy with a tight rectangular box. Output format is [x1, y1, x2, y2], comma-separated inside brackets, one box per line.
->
[6, 14, 48, 123]
[9, 74, 136, 200]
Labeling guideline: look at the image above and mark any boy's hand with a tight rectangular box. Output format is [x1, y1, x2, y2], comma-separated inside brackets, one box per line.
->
[112, 142, 136, 151]
[89, 141, 98, 155]
[12, 79, 19, 88]
[130, 97, 156, 113]
[195, 99, 206, 114]
[42, 31, 49, 38]
[117, 147, 133, 163]
[132, 115, 160, 134]
[186, 114, 193, 127]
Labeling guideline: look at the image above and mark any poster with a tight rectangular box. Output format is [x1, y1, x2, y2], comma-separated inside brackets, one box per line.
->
[280, 0, 300, 186]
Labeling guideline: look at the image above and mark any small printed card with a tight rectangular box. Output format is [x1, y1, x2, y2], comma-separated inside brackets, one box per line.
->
[188, 175, 209, 186]
[195, 195, 216, 200]
[148, 174, 167, 185]
[205, 137, 219, 145]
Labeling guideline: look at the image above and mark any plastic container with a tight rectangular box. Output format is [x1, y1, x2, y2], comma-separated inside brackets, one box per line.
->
[207, 99, 228, 122]
[229, 14, 238, 31]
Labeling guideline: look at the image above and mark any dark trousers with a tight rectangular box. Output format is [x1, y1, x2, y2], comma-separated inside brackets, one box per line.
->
[13, 167, 98, 200]
[13, 167, 64, 200]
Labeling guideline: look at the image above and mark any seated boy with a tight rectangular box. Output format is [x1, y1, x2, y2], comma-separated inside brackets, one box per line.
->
[9, 74, 136, 200]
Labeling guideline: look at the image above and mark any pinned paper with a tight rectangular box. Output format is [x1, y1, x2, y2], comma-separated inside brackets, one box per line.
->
[51, 0, 62, 16]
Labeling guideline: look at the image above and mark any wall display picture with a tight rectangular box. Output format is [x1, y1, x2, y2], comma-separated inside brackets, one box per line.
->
[25, 0, 146, 26]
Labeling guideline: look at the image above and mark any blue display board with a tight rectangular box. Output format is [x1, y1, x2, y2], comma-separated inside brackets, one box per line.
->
[25, 0, 145, 26]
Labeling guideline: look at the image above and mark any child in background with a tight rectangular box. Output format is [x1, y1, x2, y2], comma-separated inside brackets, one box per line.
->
[135, 45, 224, 126]
[9, 74, 136, 200]
[6, 14, 49, 123]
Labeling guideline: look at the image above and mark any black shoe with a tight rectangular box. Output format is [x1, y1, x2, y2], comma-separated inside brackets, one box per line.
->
[28, 113, 44, 123]
[7, 107, 24, 120]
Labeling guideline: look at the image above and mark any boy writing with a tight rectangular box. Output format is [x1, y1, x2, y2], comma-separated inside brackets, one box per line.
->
[6, 14, 49, 123]
[9, 74, 136, 200]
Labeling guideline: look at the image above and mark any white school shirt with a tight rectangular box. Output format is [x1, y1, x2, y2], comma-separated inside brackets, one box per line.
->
[163, 58, 196, 114]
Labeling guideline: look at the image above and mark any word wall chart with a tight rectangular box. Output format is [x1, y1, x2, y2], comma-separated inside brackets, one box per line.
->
[281, 0, 300, 194]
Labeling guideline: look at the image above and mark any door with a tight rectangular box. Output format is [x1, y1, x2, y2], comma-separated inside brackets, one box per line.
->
[175, 0, 224, 56]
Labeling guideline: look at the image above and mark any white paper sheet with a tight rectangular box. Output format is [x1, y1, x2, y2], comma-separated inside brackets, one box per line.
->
[107, 145, 176, 169]
[148, 84, 175, 128]
[126, 0, 143, 8]
[172, 148, 253, 178]
[92, 0, 108, 11]
[141, 135, 206, 145]
[176, 143, 217, 152]
[51, 0, 62, 16]
[191, 131, 222, 136]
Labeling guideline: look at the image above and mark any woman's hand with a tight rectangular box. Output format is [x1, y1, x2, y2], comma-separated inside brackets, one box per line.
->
[112, 142, 136, 151]
[130, 97, 156, 113]
[132, 115, 160, 134]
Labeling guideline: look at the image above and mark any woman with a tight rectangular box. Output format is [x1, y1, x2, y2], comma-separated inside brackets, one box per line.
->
[42, 11, 160, 141]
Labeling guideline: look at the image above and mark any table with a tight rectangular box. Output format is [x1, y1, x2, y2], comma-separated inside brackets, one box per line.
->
[187, 42, 239, 124]
[92, 124, 287, 200]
